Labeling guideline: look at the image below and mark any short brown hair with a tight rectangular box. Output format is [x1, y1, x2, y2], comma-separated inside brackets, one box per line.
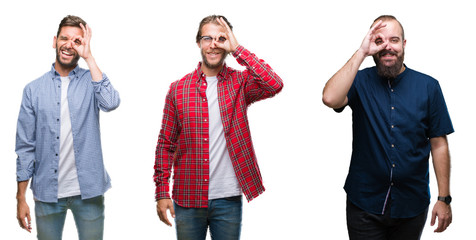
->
[57, 15, 87, 37]
[372, 15, 405, 40]
[196, 15, 233, 43]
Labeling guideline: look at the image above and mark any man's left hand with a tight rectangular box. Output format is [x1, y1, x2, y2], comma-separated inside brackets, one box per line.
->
[431, 200, 452, 232]
[215, 17, 239, 53]
[72, 23, 93, 60]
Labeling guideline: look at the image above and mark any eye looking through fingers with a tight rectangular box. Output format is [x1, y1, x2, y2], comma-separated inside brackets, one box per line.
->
[217, 36, 226, 43]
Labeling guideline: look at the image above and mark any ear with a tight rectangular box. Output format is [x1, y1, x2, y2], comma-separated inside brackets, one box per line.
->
[403, 39, 407, 49]
[53, 36, 57, 49]
[197, 42, 201, 49]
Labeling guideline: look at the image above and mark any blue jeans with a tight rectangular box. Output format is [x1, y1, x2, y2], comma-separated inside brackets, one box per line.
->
[34, 195, 105, 240]
[174, 195, 243, 240]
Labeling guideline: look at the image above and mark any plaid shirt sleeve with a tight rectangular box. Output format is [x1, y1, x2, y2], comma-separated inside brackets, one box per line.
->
[232, 45, 284, 104]
[154, 82, 181, 200]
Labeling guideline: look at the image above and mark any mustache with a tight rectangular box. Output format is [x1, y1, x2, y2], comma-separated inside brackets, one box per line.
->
[378, 50, 398, 57]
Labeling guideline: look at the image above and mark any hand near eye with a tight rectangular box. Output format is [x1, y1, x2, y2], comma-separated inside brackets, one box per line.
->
[72, 23, 93, 60]
[359, 20, 387, 57]
[215, 17, 239, 53]
[72, 23, 102, 81]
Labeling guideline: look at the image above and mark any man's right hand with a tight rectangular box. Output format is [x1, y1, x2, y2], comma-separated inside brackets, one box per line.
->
[156, 198, 175, 227]
[17, 199, 31, 232]
[358, 20, 388, 57]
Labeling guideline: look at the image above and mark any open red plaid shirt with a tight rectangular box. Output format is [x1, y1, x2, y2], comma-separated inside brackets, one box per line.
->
[154, 45, 283, 208]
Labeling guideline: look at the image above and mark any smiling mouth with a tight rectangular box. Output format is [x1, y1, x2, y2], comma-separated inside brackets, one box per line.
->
[207, 51, 223, 58]
[60, 48, 76, 57]
[62, 51, 73, 56]
[380, 50, 397, 58]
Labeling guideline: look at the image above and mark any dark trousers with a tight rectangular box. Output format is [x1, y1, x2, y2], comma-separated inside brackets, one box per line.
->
[346, 198, 428, 240]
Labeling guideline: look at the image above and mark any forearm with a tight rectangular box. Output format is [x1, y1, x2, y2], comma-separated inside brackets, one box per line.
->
[84, 56, 103, 82]
[431, 136, 451, 196]
[322, 49, 366, 109]
[154, 141, 175, 200]
[91, 73, 120, 111]
[233, 46, 284, 100]
[154, 119, 179, 200]
[16, 180, 29, 201]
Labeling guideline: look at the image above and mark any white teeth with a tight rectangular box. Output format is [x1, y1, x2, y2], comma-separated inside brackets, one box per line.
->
[62, 50, 72, 56]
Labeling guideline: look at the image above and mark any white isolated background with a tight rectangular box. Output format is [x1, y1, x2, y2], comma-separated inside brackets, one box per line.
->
[0, 0, 473, 239]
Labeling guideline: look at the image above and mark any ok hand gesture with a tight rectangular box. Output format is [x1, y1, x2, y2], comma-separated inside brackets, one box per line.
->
[215, 17, 240, 53]
[72, 23, 93, 60]
[359, 20, 387, 57]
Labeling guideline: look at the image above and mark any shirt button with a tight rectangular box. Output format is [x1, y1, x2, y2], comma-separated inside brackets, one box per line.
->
[204, 138, 208, 141]
[203, 98, 206, 102]
[203, 83, 206, 86]
[391, 89, 394, 92]
[204, 158, 208, 162]
[391, 125, 395, 128]
[57, 136, 59, 139]
[392, 164, 396, 168]
[204, 119, 207, 122]
[204, 179, 208, 182]
[391, 144, 395, 148]
[391, 182, 394, 186]
[391, 106, 395, 110]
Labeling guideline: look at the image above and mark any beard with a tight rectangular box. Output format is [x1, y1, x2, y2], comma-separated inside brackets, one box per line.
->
[373, 50, 405, 79]
[201, 50, 227, 70]
[55, 47, 80, 69]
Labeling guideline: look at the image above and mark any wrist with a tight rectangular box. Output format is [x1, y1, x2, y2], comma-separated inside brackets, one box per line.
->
[231, 44, 241, 53]
[84, 55, 95, 65]
[356, 48, 368, 59]
[352, 49, 367, 66]
[437, 195, 452, 205]
[16, 195, 26, 202]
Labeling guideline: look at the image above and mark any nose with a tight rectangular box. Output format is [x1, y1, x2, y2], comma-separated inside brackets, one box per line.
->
[210, 39, 217, 49]
[385, 41, 392, 50]
[64, 40, 73, 49]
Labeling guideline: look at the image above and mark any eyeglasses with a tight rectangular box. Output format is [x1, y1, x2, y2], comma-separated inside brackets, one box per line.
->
[199, 36, 226, 45]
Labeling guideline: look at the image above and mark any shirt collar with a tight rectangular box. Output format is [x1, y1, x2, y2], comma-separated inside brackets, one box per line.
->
[195, 62, 231, 82]
[50, 63, 81, 79]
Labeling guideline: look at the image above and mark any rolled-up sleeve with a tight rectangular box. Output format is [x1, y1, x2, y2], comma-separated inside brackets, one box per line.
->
[16, 86, 36, 181]
[92, 73, 120, 112]
[232, 45, 284, 104]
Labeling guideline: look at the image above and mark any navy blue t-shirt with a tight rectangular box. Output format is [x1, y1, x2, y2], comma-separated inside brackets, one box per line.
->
[338, 66, 454, 218]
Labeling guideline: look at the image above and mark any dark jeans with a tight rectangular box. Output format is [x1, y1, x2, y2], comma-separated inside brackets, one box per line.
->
[346, 198, 428, 240]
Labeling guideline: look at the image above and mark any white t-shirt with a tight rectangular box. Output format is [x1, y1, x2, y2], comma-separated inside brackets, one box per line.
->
[206, 76, 242, 200]
[57, 76, 81, 198]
